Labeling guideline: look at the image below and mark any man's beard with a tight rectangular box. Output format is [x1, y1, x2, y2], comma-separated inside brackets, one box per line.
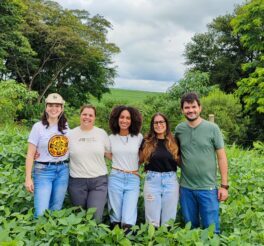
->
[185, 115, 199, 122]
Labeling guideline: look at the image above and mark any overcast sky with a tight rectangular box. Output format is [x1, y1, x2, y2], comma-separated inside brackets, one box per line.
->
[55, 0, 244, 92]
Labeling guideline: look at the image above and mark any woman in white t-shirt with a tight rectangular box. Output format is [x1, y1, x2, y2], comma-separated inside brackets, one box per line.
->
[25, 93, 69, 218]
[68, 105, 111, 222]
[108, 105, 143, 232]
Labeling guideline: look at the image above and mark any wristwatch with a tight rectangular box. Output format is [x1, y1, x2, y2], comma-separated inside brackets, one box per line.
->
[220, 184, 229, 190]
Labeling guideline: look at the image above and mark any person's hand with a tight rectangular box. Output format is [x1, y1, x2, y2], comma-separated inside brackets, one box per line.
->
[34, 151, 40, 160]
[25, 178, 34, 193]
[218, 187, 228, 201]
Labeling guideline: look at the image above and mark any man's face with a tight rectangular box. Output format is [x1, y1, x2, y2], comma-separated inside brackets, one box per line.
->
[182, 100, 202, 122]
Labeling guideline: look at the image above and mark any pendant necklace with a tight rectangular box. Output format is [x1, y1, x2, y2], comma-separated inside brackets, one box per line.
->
[119, 134, 129, 145]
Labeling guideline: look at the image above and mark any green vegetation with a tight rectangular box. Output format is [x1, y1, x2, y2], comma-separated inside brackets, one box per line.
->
[0, 126, 263, 245]
[0, 0, 263, 243]
[90, 88, 163, 105]
[0, 0, 119, 107]
[184, 0, 264, 144]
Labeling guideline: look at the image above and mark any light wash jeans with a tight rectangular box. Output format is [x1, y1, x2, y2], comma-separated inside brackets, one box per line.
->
[33, 162, 69, 218]
[144, 171, 179, 227]
[180, 187, 220, 234]
[108, 169, 140, 225]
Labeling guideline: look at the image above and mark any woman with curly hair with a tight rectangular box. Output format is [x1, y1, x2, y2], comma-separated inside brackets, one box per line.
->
[108, 105, 143, 231]
[140, 113, 179, 227]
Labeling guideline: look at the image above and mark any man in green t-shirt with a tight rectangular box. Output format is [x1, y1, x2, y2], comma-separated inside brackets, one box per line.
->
[175, 92, 228, 234]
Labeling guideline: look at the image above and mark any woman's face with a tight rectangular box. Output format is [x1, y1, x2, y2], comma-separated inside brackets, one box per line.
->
[80, 107, 96, 128]
[118, 110, 131, 132]
[153, 115, 167, 137]
[45, 103, 63, 119]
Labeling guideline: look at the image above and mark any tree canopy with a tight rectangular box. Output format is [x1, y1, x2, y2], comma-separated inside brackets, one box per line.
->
[0, 0, 120, 106]
[184, 13, 253, 93]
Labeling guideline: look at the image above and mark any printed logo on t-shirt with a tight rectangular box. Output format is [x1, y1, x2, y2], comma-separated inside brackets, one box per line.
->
[48, 135, 69, 157]
[78, 137, 96, 143]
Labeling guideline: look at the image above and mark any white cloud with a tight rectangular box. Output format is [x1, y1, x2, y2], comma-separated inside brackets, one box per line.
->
[114, 78, 174, 92]
[55, 0, 245, 92]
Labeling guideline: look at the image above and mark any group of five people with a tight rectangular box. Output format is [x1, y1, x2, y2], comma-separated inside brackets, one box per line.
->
[25, 92, 228, 234]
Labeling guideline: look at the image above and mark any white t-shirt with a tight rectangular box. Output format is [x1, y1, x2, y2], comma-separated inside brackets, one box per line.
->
[28, 121, 69, 162]
[109, 133, 143, 171]
[68, 126, 110, 178]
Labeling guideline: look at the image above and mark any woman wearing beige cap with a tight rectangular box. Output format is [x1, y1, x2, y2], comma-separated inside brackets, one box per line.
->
[25, 93, 70, 218]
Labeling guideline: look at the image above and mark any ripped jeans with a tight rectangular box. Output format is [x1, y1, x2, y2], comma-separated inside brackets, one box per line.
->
[143, 171, 179, 227]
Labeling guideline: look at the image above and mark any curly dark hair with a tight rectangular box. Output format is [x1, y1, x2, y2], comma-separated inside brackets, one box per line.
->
[41, 110, 68, 134]
[109, 105, 142, 136]
[141, 112, 179, 163]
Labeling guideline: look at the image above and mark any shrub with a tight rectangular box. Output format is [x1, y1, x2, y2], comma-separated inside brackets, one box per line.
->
[0, 80, 38, 124]
[201, 89, 249, 144]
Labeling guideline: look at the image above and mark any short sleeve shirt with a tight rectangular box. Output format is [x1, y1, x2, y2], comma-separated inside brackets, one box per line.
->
[141, 139, 178, 172]
[109, 133, 143, 171]
[28, 121, 69, 162]
[175, 120, 224, 189]
[68, 126, 110, 178]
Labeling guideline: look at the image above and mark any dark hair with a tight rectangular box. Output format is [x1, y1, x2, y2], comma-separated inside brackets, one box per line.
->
[141, 112, 179, 163]
[109, 105, 142, 136]
[41, 110, 68, 134]
[80, 104, 96, 116]
[180, 92, 201, 109]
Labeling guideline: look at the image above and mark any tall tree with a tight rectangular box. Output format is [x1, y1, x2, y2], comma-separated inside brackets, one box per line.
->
[184, 13, 253, 93]
[231, 0, 264, 142]
[2, 0, 120, 106]
[0, 0, 35, 74]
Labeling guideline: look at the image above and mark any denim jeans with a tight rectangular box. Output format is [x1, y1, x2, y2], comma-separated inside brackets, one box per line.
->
[33, 162, 69, 218]
[108, 169, 140, 225]
[180, 187, 220, 234]
[144, 171, 179, 227]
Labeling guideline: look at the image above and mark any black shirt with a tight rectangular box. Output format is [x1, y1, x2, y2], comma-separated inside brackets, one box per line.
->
[142, 139, 177, 172]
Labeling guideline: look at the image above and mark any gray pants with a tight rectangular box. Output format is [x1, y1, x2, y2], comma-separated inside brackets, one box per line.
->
[68, 175, 108, 222]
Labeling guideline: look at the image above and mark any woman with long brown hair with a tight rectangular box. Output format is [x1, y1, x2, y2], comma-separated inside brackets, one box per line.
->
[25, 93, 69, 218]
[140, 112, 179, 227]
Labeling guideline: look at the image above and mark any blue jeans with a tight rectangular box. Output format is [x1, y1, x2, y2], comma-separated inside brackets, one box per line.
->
[33, 162, 69, 218]
[180, 187, 220, 234]
[108, 169, 140, 225]
[144, 171, 179, 227]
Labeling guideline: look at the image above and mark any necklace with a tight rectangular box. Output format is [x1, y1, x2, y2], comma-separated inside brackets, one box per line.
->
[119, 134, 129, 145]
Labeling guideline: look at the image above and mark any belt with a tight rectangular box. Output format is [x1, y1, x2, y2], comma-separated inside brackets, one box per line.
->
[112, 167, 139, 177]
[35, 160, 68, 165]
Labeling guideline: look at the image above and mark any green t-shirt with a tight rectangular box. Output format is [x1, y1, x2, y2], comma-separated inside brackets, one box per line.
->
[175, 120, 224, 190]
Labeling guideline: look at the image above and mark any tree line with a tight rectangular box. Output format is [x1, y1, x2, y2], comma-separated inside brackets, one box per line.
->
[0, 0, 263, 145]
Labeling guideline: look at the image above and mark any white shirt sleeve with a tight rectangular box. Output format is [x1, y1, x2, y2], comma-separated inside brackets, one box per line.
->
[104, 131, 111, 153]
[28, 122, 40, 147]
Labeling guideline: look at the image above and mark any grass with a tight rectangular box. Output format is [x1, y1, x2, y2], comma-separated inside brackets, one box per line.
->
[90, 88, 163, 105]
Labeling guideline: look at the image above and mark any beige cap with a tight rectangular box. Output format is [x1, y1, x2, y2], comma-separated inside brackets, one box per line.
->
[45, 93, 65, 105]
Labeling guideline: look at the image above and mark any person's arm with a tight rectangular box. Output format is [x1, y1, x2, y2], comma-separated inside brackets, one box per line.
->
[216, 148, 228, 201]
[139, 149, 144, 165]
[25, 143, 37, 193]
[104, 152, 112, 160]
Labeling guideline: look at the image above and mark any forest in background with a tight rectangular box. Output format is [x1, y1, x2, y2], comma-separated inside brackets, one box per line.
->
[0, 0, 263, 146]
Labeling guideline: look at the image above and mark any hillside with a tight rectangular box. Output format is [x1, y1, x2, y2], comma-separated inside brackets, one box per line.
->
[90, 88, 163, 105]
